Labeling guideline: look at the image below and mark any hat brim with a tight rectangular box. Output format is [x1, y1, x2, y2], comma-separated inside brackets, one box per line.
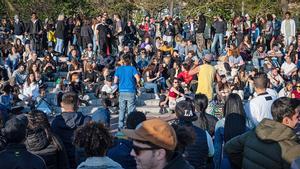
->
[121, 129, 148, 142]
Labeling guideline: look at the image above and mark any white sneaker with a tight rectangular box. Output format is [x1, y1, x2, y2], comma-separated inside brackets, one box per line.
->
[155, 94, 160, 100]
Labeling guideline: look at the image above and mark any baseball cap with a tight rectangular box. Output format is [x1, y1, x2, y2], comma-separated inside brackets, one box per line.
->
[122, 118, 177, 151]
[88, 43, 93, 48]
[203, 54, 213, 62]
[175, 100, 198, 122]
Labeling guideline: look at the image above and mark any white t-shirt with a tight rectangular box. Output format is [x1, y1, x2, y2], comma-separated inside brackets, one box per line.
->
[245, 92, 276, 127]
[281, 62, 297, 76]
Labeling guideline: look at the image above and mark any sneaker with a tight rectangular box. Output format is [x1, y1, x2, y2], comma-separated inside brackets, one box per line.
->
[154, 94, 160, 100]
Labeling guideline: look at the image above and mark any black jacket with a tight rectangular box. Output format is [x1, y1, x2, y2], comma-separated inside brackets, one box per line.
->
[0, 144, 47, 169]
[55, 20, 66, 39]
[51, 112, 91, 169]
[164, 152, 194, 169]
[25, 127, 69, 169]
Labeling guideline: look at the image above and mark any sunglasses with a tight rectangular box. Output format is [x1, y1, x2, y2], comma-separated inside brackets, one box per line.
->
[132, 145, 159, 156]
[173, 81, 178, 84]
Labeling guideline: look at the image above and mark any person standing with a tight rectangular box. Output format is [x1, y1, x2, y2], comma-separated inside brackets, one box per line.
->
[114, 14, 124, 52]
[26, 12, 43, 51]
[281, 11, 296, 48]
[211, 16, 227, 56]
[54, 14, 66, 54]
[189, 54, 220, 101]
[114, 53, 140, 129]
[196, 13, 206, 52]
[13, 15, 25, 43]
[97, 17, 112, 57]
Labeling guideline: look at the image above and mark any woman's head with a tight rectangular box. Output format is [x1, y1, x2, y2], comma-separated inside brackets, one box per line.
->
[194, 94, 208, 113]
[27, 73, 36, 84]
[27, 110, 50, 130]
[74, 122, 112, 157]
[224, 93, 245, 117]
[172, 78, 180, 87]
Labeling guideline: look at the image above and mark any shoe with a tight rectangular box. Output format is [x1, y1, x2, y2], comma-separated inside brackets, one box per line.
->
[154, 94, 160, 100]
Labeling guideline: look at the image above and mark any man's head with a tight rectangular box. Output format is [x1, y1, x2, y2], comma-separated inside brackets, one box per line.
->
[253, 72, 268, 91]
[271, 97, 299, 129]
[122, 119, 177, 169]
[285, 11, 291, 20]
[121, 53, 131, 65]
[126, 111, 146, 129]
[61, 92, 79, 112]
[3, 117, 27, 144]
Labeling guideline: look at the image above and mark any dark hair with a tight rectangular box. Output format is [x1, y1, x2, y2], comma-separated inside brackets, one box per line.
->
[61, 92, 78, 110]
[126, 111, 146, 129]
[224, 113, 246, 143]
[224, 93, 245, 117]
[27, 110, 51, 130]
[266, 14, 273, 21]
[121, 53, 131, 65]
[194, 94, 209, 131]
[3, 117, 26, 143]
[285, 11, 291, 16]
[172, 124, 195, 154]
[74, 122, 112, 157]
[182, 62, 190, 71]
[271, 97, 300, 122]
[253, 72, 268, 89]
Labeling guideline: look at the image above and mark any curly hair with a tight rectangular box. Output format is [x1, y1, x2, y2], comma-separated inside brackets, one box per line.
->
[74, 122, 112, 157]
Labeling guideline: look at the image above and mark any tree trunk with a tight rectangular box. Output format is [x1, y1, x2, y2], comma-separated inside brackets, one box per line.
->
[169, 0, 174, 17]
[280, 0, 289, 14]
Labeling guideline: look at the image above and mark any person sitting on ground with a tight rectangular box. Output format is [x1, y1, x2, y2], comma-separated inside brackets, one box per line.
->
[278, 81, 293, 98]
[224, 97, 300, 169]
[281, 54, 298, 80]
[122, 118, 194, 169]
[292, 81, 300, 99]
[92, 98, 111, 127]
[0, 117, 47, 169]
[160, 78, 185, 112]
[12, 63, 28, 86]
[74, 122, 124, 169]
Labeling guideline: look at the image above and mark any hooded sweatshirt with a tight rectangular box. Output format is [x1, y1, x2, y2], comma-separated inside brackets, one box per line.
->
[224, 119, 300, 169]
[51, 112, 91, 169]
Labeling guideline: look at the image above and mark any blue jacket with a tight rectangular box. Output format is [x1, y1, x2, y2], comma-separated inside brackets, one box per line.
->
[184, 125, 209, 169]
[107, 138, 136, 169]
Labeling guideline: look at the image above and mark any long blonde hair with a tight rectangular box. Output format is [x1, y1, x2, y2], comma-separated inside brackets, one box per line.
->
[57, 14, 64, 21]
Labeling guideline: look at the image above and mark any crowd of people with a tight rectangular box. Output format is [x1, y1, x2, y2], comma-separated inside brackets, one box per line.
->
[0, 9, 299, 169]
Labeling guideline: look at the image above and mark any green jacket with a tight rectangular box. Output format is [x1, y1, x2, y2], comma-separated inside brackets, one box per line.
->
[224, 119, 300, 169]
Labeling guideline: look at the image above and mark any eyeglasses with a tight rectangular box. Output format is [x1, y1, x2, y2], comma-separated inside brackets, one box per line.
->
[132, 145, 159, 156]
[296, 86, 300, 88]
[173, 81, 178, 84]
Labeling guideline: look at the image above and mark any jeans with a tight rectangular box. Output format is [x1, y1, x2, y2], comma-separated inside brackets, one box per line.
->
[118, 92, 136, 129]
[253, 58, 264, 70]
[211, 33, 224, 55]
[144, 82, 158, 94]
[118, 35, 124, 52]
[55, 38, 64, 53]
